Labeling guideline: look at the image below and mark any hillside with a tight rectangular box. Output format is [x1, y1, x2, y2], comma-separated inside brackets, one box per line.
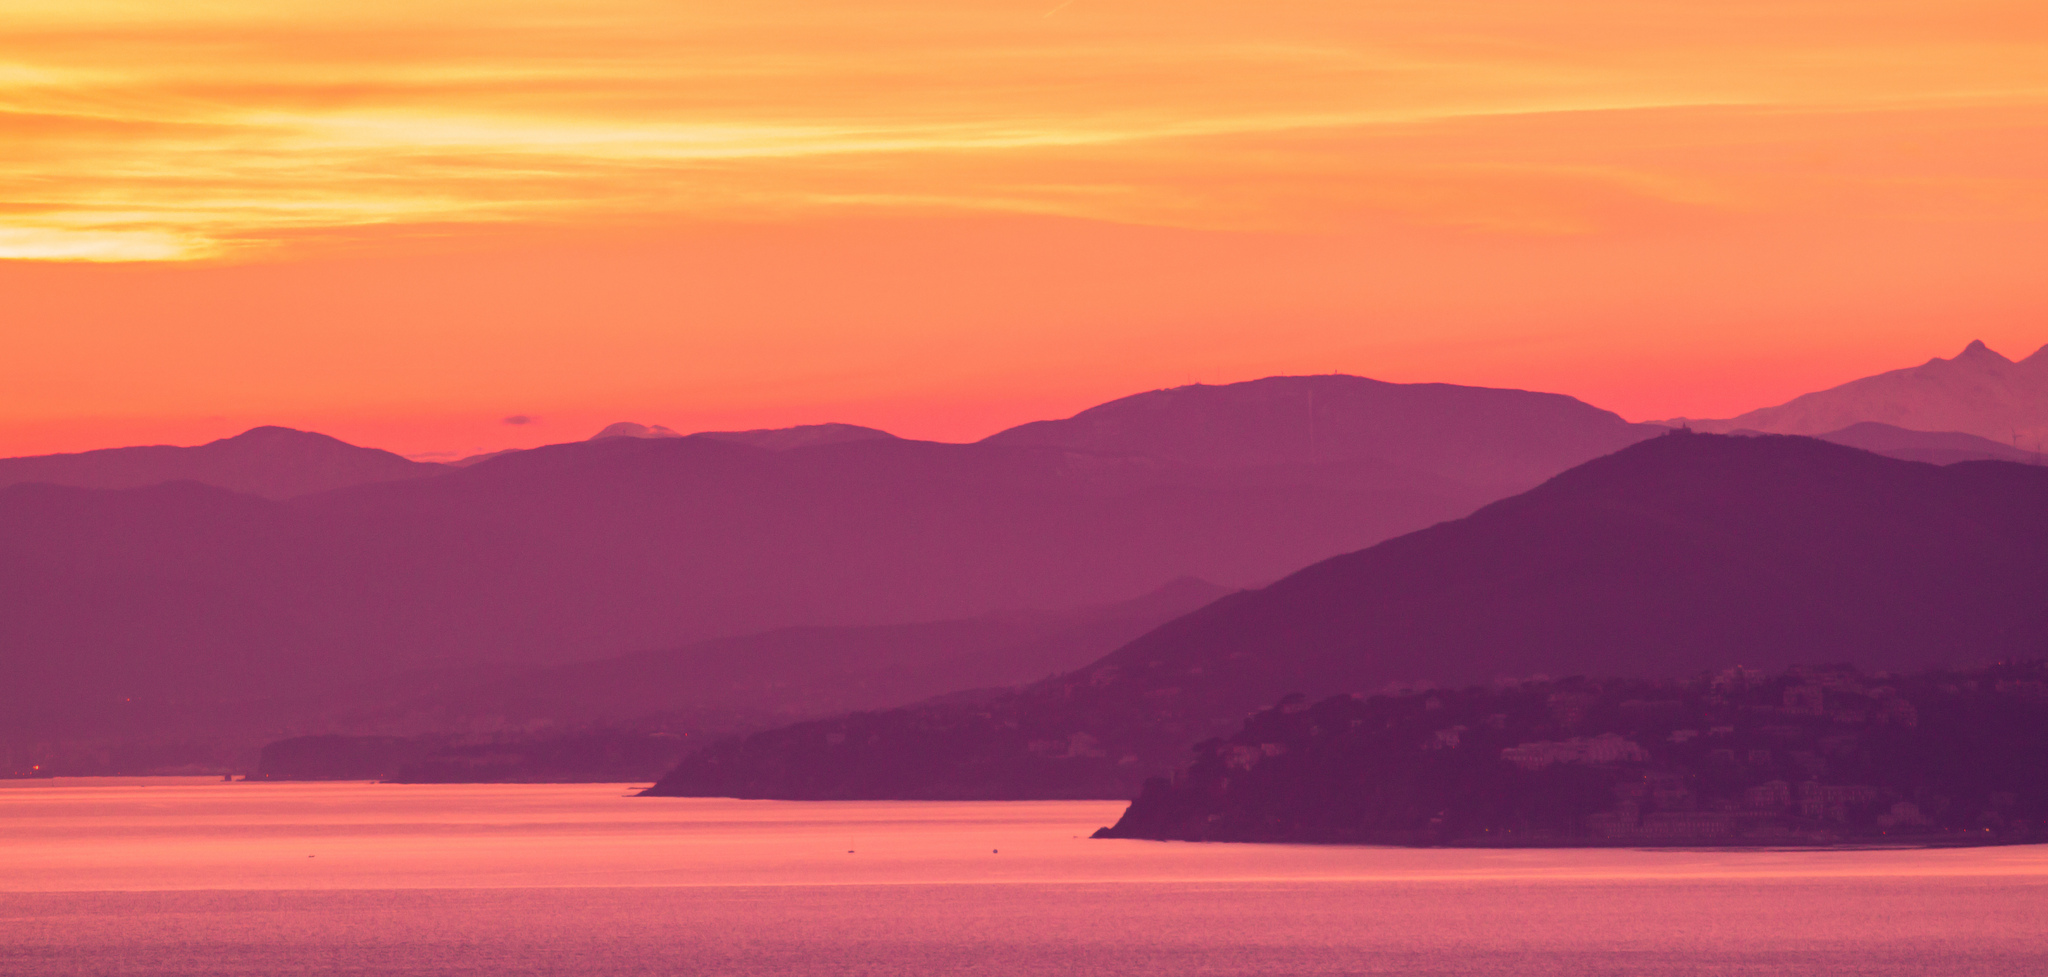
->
[1676, 340, 2048, 446]
[0, 376, 1650, 711]
[691, 422, 897, 451]
[276, 577, 1230, 745]
[1097, 662, 2048, 847]
[3, 579, 1230, 779]
[1803, 422, 2037, 465]
[244, 576, 1227, 784]
[0, 426, 443, 499]
[645, 432, 2048, 800]
[983, 374, 1657, 498]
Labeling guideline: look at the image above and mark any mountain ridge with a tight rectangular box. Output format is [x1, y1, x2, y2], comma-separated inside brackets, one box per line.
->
[0, 426, 444, 499]
[644, 432, 2048, 800]
[983, 374, 1662, 496]
[2, 375, 1659, 723]
[1670, 340, 2048, 446]
[292, 576, 1234, 741]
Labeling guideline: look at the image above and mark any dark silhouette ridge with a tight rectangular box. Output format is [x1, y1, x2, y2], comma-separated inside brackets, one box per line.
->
[0, 376, 1671, 779]
[0, 430, 1452, 720]
[983, 374, 1659, 497]
[0, 426, 444, 499]
[1669, 339, 2048, 446]
[643, 432, 2048, 800]
[1097, 662, 2048, 847]
[1, 375, 1653, 720]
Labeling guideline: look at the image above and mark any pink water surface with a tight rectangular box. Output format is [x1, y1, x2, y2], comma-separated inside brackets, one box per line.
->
[3, 778, 2044, 975]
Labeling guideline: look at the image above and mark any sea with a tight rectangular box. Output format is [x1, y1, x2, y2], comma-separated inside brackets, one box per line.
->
[3, 778, 2044, 976]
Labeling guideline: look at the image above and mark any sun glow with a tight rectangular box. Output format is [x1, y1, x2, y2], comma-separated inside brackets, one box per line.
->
[5, 0, 2044, 261]
[2, 1, 2046, 458]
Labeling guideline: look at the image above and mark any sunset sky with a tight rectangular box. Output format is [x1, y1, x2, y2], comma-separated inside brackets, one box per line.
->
[4, 0, 2046, 459]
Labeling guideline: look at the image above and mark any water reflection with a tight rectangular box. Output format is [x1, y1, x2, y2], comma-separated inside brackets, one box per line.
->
[3, 779, 2044, 975]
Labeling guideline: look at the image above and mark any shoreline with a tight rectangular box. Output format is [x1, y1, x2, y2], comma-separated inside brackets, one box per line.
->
[1092, 830, 2047, 851]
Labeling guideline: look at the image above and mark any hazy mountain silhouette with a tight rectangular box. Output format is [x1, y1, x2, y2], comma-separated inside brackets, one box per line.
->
[450, 421, 893, 466]
[645, 432, 2048, 800]
[0, 432, 1448, 711]
[1671, 340, 2048, 447]
[690, 422, 898, 451]
[1, 375, 1655, 709]
[0, 426, 443, 499]
[449, 419, 683, 468]
[984, 375, 1658, 497]
[591, 422, 683, 439]
[590, 421, 896, 449]
[0, 375, 1668, 778]
[1792, 422, 2037, 465]
[297, 577, 1231, 739]
[446, 448, 524, 467]
[1, 578, 1230, 779]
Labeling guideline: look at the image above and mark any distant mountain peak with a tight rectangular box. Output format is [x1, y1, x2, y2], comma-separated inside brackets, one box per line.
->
[687, 423, 897, 451]
[591, 422, 683, 440]
[1675, 339, 2048, 444]
[980, 372, 1656, 491]
[585, 421, 896, 450]
[0, 426, 439, 499]
[1952, 339, 2010, 364]
[221, 425, 346, 447]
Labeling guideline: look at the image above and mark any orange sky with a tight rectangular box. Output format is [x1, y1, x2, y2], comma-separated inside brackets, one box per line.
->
[3, 0, 2046, 458]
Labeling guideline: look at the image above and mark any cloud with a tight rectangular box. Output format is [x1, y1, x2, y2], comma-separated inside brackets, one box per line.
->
[501, 415, 536, 425]
[3, 0, 2043, 261]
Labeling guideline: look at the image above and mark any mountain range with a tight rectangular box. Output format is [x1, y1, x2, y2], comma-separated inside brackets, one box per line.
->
[0, 375, 1658, 772]
[12, 577, 1229, 779]
[1791, 422, 2036, 465]
[645, 432, 2048, 800]
[1672, 340, 2048, 448]
[282, 576, 1231, 742]
[6, 345, 2044, 778]
[0, 426, 440, 499]
[591, 420, 897, 451]
[0, 377, 1654, 702]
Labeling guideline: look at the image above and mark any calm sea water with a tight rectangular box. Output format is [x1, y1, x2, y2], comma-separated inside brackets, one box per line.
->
[2, 778, 2044, 976]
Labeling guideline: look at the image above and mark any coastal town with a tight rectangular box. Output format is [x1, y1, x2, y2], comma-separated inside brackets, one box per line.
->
[1098, 661, 2048, 846]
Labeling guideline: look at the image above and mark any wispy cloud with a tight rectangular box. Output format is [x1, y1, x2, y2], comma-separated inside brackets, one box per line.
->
[2, 0, 2044, 260]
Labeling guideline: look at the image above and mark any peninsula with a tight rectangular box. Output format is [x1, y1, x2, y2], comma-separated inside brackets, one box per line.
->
[1096, 662, 2048, 847]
